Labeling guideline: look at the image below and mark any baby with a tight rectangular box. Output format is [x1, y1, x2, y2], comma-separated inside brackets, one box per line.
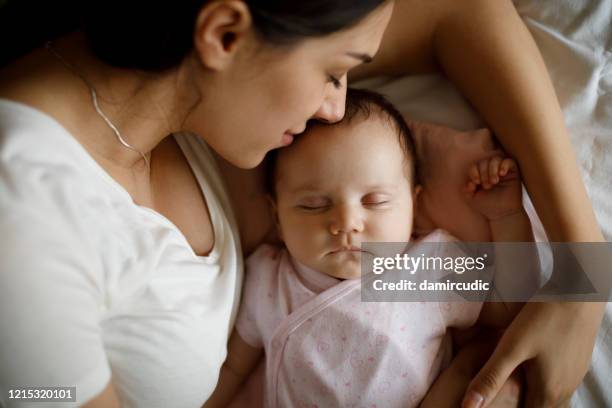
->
[206, 89, 532, 407]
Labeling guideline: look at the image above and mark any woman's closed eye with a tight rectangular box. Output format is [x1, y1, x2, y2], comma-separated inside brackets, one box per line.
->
[327, 73, 345, 89]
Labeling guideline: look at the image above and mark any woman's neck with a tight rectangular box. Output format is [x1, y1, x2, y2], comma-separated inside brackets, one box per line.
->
[45, 33, 199, 172]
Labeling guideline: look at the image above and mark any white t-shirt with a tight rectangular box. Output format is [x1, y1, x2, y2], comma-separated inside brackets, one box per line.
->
[0, 99, 243, 407]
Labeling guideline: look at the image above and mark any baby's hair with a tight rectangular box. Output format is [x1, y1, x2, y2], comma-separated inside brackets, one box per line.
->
[265, 87, 418, 198]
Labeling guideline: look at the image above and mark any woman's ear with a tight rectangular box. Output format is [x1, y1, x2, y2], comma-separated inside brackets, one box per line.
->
[193, 0, 252, 70]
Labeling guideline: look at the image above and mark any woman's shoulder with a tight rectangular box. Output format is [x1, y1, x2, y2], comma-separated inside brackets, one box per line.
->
[0, 99, 131, 267]
[0, 98, 121, 212]
[350, 0, 485, 81]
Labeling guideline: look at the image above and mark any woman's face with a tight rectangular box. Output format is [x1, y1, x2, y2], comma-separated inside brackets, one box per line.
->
[189, 2, 394, 168]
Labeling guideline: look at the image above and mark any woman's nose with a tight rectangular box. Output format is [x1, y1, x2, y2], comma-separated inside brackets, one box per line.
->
[313, 78, 347, 124]
[329, 204, 364, 235]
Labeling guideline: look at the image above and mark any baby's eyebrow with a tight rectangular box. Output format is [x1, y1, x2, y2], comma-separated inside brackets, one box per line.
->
[286, 184, 325, 195]
[286, 184, 399, 196]
[362, 184, 398, 191]
[282, 180, 323, 195]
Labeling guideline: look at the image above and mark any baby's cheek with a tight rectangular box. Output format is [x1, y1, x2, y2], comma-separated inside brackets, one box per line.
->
[281, 220, 313, 254]
[287, 224, 327, 255]
[369, 213, 413, 242]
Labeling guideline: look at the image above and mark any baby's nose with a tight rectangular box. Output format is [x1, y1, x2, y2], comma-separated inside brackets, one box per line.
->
[329, 204, 364, 235]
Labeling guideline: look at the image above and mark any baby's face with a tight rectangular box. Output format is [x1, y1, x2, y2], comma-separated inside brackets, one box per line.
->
[274, 115, 416, 280]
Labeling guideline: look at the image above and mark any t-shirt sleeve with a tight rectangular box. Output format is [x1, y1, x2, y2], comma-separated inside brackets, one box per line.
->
[0, 209, 111, 407]
[234, 245, 280, 349]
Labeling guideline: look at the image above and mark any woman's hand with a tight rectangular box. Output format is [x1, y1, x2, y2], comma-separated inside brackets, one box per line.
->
[463, 302, 604, 408]
[421, 329, 522, 408]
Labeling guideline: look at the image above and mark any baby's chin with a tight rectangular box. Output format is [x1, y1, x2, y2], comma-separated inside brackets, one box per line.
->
[320, 255, 363, 280]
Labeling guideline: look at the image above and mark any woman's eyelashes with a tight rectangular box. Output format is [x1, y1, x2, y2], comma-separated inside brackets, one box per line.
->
[327, 72, 346, 89]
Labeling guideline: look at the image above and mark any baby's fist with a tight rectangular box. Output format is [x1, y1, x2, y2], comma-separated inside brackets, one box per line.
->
[464, 156, 523, 221]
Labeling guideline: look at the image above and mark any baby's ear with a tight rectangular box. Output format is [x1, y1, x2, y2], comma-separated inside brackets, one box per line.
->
[265, 194, 283, 241]
[412, 184, 423, 219]
[413, 185, 423, 202]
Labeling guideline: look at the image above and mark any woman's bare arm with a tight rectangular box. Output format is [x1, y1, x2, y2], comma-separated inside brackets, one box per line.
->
[431, 0, 602, 243]
[204, 331, 263, 408]
[82, 382, 121, 408]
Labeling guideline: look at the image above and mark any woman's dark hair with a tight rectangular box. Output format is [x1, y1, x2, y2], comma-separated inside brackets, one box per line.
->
[82, 0, 388, 72]
[265, 87, 419, 198]
[0, 0, 80, 67]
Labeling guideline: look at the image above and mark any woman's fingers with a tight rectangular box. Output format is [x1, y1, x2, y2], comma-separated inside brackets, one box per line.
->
[487, 369, 523, 408]
[462, 335, 527, 408]
[523, 360, 571, 408]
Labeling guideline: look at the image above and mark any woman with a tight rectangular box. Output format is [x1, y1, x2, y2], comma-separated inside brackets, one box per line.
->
[0, 1, 603, 408]
[0, 1, 393, 407]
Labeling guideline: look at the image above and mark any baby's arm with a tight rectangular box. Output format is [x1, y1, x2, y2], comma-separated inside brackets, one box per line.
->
[203, 330, 263, 408]
[465, 156, 535, 326]
[465, 156, 533, 243]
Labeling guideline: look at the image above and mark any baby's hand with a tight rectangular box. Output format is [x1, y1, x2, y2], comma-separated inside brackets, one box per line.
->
[464, 156, 523, 221]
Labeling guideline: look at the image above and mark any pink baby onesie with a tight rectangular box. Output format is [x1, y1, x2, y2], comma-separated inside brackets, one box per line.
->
[235, 230, 482, 408]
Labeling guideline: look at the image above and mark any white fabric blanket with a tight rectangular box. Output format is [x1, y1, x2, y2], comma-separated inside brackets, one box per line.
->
[358, 1, 611, 406]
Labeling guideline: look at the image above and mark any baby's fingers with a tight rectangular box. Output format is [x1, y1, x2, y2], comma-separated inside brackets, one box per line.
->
[488, 157, 503, 184]
[499, 158, 517, 177]
[468, 164, 481, 186]
[465, 181, 478, 193]
[479, 160, 491, 188]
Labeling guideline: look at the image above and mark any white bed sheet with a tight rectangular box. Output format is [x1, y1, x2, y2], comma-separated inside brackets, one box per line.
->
[358, 1, 611, 406]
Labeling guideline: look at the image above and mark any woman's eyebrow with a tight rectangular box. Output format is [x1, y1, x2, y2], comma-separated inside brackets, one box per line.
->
[346, 52, 373, 63]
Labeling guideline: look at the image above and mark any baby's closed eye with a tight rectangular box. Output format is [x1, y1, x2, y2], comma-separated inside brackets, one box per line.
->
[362, 193, 391, 207]
[296, 196, 331, 210]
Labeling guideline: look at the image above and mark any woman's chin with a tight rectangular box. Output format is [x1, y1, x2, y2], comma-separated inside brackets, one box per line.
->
[222, 151, 266, 170]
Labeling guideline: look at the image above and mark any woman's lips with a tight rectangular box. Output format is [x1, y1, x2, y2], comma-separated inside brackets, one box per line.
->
[281, 132, 294, 146]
